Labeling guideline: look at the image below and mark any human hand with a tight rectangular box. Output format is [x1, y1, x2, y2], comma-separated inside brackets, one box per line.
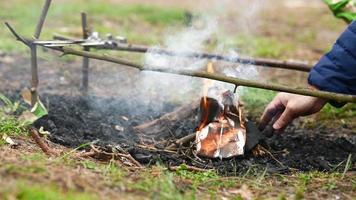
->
[259, 92, 327, 133]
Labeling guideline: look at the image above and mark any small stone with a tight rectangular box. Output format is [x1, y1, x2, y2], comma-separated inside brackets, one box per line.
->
[114, 125, 124, 132]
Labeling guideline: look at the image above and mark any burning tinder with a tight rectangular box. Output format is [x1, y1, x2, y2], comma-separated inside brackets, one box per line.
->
[196, 89, 246, 158]
[196, 62, 247, 158]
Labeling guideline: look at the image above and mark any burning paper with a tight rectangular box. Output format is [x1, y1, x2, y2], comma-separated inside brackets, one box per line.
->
[196, 89, 246, 158]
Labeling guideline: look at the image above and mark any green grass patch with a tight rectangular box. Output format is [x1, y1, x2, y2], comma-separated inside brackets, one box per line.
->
[320, 103, 356, 119]
[233, 35, 295, 59]
[0, 116, 24, 137]
[0, 93, 27, 145]
[240, 87, 276, 117]
[129, 166, 190, 200]
[0, 181, 97, 200]
[0, 1, 187, 52]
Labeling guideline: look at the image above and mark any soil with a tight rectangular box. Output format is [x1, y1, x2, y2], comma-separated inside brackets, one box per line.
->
[29, 93, 356, 175]
[1, 54, 355, 176]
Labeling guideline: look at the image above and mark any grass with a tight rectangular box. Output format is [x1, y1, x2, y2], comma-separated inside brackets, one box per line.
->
[240, 87, 276, 118]
[0, 1, 355, 199]
[232, 34, 296, 59]
[0, 181, 97, 200]
[0, 93, 26, 146]
[0, 135, 355, 199]
[0, 0, 187, 52]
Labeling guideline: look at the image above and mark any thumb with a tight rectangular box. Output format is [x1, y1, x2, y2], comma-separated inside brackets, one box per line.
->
[273, 107, 295, 131]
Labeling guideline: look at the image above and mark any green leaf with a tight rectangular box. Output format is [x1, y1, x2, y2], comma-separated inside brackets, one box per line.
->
[324, 0, 356, 23]
[30, 100, 48, 118]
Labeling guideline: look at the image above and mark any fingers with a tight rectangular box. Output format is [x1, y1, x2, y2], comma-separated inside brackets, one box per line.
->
[273, 106, 295, 131]
[262, 111, 282, 137]
[259, 97, 283, 130]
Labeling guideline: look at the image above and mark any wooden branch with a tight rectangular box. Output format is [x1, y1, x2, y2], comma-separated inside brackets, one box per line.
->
[30, 0, 52, 106]
[30, 46, 39, 106]
[166, 133, 196, 150]
[81, 12, 90, 95]
[5, 27, 356, 103]
[4, 22, 30, 46]
[30, 128, 57, 156]
[133, 100, 199, 137]
[50, 34, 312, 72]
[57, 47, 356, 103]
[168, 165, 212, 172]
[103, 44, 313, 72]
[90, 145, 142, 168]
[34, 0, 52, 39]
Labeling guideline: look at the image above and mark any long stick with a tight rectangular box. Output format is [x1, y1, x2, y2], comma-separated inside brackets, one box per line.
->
[34, 0, 52, 39]
[30, 0, 52, 106]
[58, 47, 356, 103]
[81, 12, 90, 95]
[50, 34, 312, 72]
[99, 44, 313, 72]
[5, 24, 356, 103]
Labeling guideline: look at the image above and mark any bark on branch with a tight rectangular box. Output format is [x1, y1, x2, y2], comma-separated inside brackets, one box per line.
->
[5, 24, 356, 103]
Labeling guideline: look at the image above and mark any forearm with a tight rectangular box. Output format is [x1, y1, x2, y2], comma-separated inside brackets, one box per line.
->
[308, 21, 356, 105]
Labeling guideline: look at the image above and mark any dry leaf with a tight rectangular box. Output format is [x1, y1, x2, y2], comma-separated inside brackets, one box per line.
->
[2, 133, 16, 146]
[21, 88, 32, 105]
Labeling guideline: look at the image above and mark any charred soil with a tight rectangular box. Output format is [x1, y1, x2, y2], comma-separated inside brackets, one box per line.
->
[30, 94, 356, 175]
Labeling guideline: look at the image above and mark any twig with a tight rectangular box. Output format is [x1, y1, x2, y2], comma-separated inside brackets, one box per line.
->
[168, 165, 212, 172]
[30, 46, 39, 106]
[133, 100, 199, 137]
[342, 154, 352, 179]
[5, 27, 356, 103]
[29, 128, 57, 156]
[4, 22, 30, 45]
[34, 0, 52, 39]
[30, 0, 52, 106]
[135, 144, 177, 154]
[81, 12, 90, 95]
[166, 133, 196, 150]
[90, 145, 142, 168]
[259, 146, 289, 169]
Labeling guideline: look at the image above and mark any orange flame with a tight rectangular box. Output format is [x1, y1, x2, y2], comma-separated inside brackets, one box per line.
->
[203, 62, 214, 105]
[198, 62, 215, 131]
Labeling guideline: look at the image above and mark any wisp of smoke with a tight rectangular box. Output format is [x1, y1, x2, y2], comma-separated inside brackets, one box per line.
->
[133, 0, 264, 110]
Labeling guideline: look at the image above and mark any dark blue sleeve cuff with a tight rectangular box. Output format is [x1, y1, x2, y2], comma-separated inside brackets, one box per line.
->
[308, 21, 356, 107]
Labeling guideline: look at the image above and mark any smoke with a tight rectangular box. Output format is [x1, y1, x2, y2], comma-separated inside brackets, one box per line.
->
[120, 0, 265, 112]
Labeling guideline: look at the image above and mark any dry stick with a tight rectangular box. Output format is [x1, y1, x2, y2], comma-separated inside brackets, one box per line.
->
[57, 47, 356, 103]
[49, 34, 312, 72]
[30, 46, 39, 106]
[5, 25, 356, 103]
[168, 165, 212, 172]
[81, 12, 90, 95]
[30, 0, 52, 106]
[98, 44, 313, 72]
[30, 128, 57, 156]
[34, 0, 52, 39]
[90, 144, 142, 168]
[166, 133, 196, 150]
[133, 99, 200, 136]
[135, 144, 177, 154]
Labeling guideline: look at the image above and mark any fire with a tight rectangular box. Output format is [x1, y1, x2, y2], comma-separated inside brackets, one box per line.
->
[198, 62, 216, 131]
[196, 63, 247, 158]
[202, 62, 215, 105]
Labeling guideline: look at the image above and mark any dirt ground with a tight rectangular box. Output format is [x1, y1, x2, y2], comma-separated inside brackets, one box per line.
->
[0, 0, 355, 199]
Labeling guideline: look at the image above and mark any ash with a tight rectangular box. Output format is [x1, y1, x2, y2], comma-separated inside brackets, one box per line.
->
[34, 94, 356, 175]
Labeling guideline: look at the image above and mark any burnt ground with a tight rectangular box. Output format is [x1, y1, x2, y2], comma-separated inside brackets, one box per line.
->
[1, 54, 356, 176]
[29, 93, 356, 175]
